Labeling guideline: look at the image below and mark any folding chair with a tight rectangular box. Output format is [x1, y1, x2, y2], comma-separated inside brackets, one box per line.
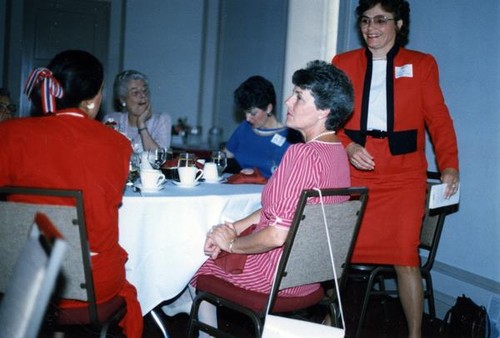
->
[0, 212, 67, 338]
[0, 186, 126, 338]
[346, 172, 459, 337]
[188, 187, 368, 337]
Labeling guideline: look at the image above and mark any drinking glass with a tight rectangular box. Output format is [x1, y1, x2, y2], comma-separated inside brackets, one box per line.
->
[166, 147, 174, 161]
[127, 152, 141, 184]
[177, 152, 197, 167]
[147, 147, 170, 169]
[211, 151, 227, 176]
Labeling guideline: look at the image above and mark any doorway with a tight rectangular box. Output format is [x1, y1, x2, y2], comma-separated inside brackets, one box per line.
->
[6, 0, 123, 116]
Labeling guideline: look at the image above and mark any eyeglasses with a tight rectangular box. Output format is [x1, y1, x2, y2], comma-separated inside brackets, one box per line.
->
[359, 15, 395, 28]
[128, 87, 150, 99]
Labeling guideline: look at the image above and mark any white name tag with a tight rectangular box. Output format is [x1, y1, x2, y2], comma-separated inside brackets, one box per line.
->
[395, 64, 413, 78]
[271, 133, 286, 147]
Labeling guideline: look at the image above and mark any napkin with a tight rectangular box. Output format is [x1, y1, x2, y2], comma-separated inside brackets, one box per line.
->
[226, 168, 267, 185]
[214, 225, 256, 274]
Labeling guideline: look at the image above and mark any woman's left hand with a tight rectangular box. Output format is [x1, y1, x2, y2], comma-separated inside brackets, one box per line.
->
[441, 168, 459, 198]
[346, 142, 375, 171]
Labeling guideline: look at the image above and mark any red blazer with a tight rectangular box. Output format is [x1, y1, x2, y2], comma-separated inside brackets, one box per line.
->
[333, 47, 459, 172]
[0, 109, 143, 337]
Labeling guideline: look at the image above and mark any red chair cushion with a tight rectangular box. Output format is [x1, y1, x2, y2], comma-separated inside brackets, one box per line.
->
[53, 295, 126, 325]
[197, 275, 324, 313]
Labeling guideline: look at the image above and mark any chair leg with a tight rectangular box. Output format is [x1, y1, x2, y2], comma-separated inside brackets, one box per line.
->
[424, 274, 436, 320]
[150, 309, 169, 338]
[354, 271, 379, 338]
[187, 296, 202, 338]
[189, 292, 262, 338]
[325, 300, 338, 327]
[188, 295, 223, 338]
[99, 323, 110, 338]
[375, 276, 391, 324]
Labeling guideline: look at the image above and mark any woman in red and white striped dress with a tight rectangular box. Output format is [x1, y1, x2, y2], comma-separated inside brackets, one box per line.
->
[191, 60, 354, 330]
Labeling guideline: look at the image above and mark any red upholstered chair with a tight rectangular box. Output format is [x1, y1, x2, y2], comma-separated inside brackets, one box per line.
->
[0, 187, 126, 338]
[188, 187, 368, 337]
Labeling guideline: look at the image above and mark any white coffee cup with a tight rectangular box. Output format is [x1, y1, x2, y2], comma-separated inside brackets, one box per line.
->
[140, 169, 166, 190]
[178, 166, 203, 185]
[203, 162, 219, 182]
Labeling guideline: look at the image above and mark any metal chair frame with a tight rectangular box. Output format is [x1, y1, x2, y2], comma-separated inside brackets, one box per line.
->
[188, 187, 368, 337]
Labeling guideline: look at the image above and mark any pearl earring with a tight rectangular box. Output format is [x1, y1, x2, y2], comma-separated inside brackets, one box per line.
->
[87, 102, 95, 110]
[121, 102, 126, 107]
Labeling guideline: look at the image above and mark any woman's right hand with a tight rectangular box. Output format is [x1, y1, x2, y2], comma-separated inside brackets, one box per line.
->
[204, 228, 222, 259]
[347, 142, 375, 171]
[204, 223, 237, 259]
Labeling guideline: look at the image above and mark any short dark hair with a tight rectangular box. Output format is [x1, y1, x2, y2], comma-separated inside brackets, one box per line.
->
[30, 50, 103, 116]
[292, 60, 353, 131]
[356, 0, 410, 46]
[233, 75, 276, 113]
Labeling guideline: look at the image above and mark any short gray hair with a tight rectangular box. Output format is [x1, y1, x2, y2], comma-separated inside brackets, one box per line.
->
[113, 70, 149, 110]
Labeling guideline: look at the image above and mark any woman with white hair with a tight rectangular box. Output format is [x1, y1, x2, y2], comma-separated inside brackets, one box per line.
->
[104, 70, 172, 152]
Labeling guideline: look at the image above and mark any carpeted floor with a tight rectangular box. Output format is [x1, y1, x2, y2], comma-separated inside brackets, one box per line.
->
[37, 282, 448, 337]
[139, 282, 447, 338]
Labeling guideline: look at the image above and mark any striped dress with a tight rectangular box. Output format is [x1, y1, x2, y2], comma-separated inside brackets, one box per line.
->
[191, 140, 350, 297]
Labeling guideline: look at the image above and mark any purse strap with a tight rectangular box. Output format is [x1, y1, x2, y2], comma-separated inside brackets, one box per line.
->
[315, 188, 346, 330]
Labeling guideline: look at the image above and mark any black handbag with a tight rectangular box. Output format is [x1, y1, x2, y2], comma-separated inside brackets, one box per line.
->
[441, 294, 490, 338]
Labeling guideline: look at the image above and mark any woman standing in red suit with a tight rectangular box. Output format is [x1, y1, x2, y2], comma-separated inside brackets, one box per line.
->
[332, 1, 459, 337]
[0, 50, 143, 337]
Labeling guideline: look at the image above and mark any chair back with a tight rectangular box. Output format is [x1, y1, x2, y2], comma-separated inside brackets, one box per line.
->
[419, 176, 457, 272]
[268, 187, 368, 309]
[0, 187, 99, 321]
[0, 212, 67, 338]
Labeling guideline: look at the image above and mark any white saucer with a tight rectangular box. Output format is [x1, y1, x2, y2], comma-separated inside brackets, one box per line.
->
[203, 177, 226, 184]
[136, 183, 165, 193]
[173, 180, 200, 188]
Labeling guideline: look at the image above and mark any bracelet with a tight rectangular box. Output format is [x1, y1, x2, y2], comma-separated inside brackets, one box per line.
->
[228, 237, 236, 253]
[138, 127, 147, 133]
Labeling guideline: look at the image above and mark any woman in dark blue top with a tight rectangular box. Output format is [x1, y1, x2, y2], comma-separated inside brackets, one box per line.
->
[224, 75, 302, 178]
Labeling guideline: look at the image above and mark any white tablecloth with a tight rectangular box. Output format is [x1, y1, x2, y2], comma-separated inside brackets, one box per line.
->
[119, 180, 263, 315]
